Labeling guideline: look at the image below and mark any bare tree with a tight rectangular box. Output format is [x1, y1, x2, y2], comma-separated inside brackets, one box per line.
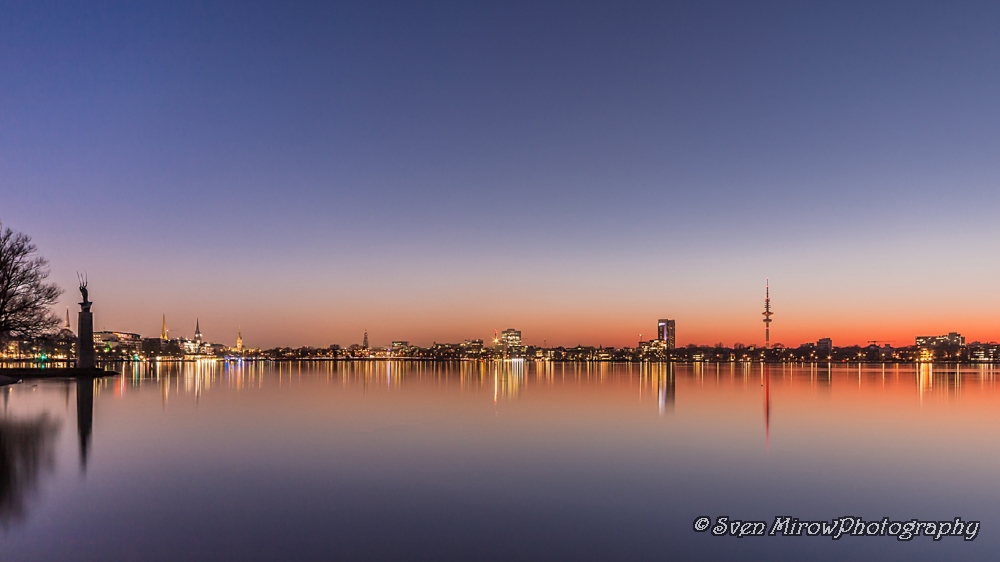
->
[0, 221, 63, 343]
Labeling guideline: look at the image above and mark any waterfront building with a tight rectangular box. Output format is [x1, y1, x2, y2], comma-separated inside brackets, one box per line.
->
[817, 338, 833, 356]
[916, 332, 965, 348]
[639, 338, 669, 358]
[501, 329, 521, 347]
[657, 319, 676, 349]
[428, 342, 464, 359]
[142, 337, 163, 353]
[93, 331, 116, 350]
[236, 326, 243, 352]
[94, 331, 142, 352]
[179, 338, 200, 355]
[969, 343, 1000, 362]
[500, 329, 525, 357]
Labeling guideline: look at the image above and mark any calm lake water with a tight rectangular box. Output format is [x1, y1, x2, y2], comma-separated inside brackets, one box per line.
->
[0, 361, 997, 561]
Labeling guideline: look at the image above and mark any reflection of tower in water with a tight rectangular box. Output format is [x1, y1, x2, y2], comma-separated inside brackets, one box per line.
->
[762, 364, 770, 449]
[639, 362, 675, 415]
[76, 378, 93, 471]
[657, 363, 675, 415]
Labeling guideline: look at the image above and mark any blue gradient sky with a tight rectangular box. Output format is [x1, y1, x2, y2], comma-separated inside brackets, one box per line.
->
[3, 1, 1000, 348]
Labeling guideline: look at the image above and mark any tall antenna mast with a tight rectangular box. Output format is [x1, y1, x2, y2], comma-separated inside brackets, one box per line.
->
[762, 279, 773, 349]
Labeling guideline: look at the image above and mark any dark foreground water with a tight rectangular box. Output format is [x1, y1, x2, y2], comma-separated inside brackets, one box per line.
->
[0, 361, 997, 561]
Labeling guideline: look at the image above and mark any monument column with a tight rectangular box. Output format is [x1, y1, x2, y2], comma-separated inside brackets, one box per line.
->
[77, 277, 95, 369]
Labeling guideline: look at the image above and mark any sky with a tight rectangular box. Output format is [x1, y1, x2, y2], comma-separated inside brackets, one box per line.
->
[2, 1, 1000, 349]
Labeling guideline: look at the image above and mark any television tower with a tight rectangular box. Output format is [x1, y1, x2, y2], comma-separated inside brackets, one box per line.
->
[762, 279, 773, 349]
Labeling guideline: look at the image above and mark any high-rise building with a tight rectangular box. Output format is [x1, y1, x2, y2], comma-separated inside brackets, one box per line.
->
[498, 329, 525, 357]
[362, 329, 369, 350]
[500, 329, 521, 348]
[657, 319, 676, 349]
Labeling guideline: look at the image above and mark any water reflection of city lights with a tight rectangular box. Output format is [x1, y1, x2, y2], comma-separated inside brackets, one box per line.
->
[79, 360, 999, 415]
[493, 359, 525, 403]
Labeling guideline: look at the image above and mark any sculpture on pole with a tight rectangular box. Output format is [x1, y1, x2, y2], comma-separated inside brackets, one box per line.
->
[76, 273, 94, 369]
[78, 273, 89, 305]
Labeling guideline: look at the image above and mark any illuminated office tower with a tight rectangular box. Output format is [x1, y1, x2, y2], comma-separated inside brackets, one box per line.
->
[500, 329, 522, 348]
[500, 329, 524, 358]
[657, 319, 676, 349]
[363, 329, 369, 350]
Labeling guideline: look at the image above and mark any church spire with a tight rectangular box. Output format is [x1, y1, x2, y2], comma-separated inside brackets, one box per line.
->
[194, 318, 202, 342]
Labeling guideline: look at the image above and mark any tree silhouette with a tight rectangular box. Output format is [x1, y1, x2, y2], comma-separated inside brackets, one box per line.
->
[0, 221, 63, 343]
[0, 415, 60, 526]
